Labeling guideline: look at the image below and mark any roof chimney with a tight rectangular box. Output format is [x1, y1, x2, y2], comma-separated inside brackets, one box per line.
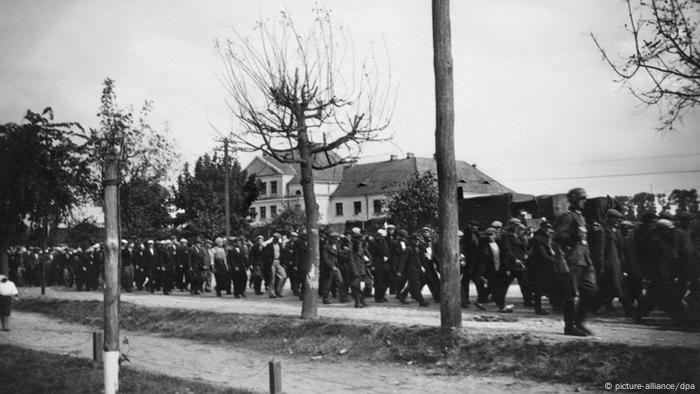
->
[406, 152, 415, 159]
[390, 154, 398, 161]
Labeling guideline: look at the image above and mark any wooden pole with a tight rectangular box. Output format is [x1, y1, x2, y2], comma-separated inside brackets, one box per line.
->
[223, 139, 231, 238]
[103, 147, 120, 393]
[432, 0, 462, 328]
[269, 358, 282, 394]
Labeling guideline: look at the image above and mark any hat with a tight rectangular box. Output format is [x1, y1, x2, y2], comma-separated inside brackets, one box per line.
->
[204, 239, 213, 244]
[620, 220, 634, 228]
[329, 231, 340, 238]
[376, 229, 387, 237]
[640, 212, 659, 222]
[290, 231, 299, 237]
[147, 240, 154, 244]
[659, 211, 674, 220]
[256, 235, 264, 240]
[398, 229, 409, 238]
[272, 232, 281, 238]
[656, 219, 674, 229]
[351, 227, 362, 235]
[121, 239, 128, 244]
[386, 224, 396, 229]
[606, 209, 624, 219]
[567, 187, 587, 201]
[468, 220, 480, 226]
[508, 218, 522, 225]
[516, 223, 526, 230]
[195, 236, 203, 244]
[485, 227, 497, 235]
[421, 226, 432, 233]
[490, 221, 503, 228]
[180, 238, 188, 243]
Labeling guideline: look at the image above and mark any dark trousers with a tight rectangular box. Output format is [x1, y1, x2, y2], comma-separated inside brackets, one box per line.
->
[512, 270, 531, 304]
[121, 266, 134, 292]
[319, 266, 342, 299]
[250, 273, 263, 294]
[175, 267, 188, 291]
[424, 265, 440, 302]
[490, 272, 512, 309]
[393, 269, 407, 296]
[563, 264, 597, 328]
[231, 268, 247, 296]
[374, 263, 392, 301]
[400, 267, 426, 303]
[214, 272, 228, 296]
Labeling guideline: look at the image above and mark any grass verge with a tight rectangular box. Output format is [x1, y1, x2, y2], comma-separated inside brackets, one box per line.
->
[15, 298, 700, 389]
[0, 343, 254, 394]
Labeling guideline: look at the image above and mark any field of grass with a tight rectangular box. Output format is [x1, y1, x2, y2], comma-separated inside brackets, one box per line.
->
[15, 298, 700, 389]
[0, 343, 255, 394]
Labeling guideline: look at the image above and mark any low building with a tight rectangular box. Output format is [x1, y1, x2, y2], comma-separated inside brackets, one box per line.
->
[243, 152, 514, 227]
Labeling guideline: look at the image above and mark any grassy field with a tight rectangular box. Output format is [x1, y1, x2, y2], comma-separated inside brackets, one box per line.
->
[0, 343, 256, 394]
[15, 298, 700, 389]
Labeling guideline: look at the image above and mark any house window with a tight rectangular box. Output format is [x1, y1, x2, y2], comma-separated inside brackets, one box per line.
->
[335, 202, 344, 216]
[270, 181, 277, 195]
[260, 206, 267, 220]
[260, 181, 267, 196]
[354, 201, 362, 215]
[373, 199, 382, 215]
[249, 207, 256, 218]
[270, 205, 277, 218]
[457, 187, 464, 200]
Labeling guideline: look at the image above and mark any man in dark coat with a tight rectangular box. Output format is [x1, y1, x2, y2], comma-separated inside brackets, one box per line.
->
[598, 209, 625, 312]
[528, 221, 556, 315]
[481, 227, 513, 313]
[391, 229, 410, 298]
[370, 229, 392, 303]
[248, 236, 266, 295]
[501, 219, 532, 307]
[552, 188, 598, 337]
[460, 221, 484, 307]
[228, 237, 248, 298]
[121, 241, 136, 292]
[175, 239, 191, 292]
[398, 232, 429, 307]
[320, 232, 342, 304]
[188, 238, 209, 295]
[142, 240, 159, 293]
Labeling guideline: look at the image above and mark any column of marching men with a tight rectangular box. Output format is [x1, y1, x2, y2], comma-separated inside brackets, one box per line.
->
[4, 194, 700, 335]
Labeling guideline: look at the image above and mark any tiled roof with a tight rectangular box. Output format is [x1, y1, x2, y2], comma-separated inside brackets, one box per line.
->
[262, 152, 345, 183]
[330, 156, 513, 198]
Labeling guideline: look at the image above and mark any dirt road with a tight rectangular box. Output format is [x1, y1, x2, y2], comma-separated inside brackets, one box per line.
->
[0, 312, 603, 394]
[21, 286, 700, 348]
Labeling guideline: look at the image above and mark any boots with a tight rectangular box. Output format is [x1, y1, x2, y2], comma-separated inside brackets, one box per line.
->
[353, 288, 365, 308]
[575, 297, 594, 335]
[564, 298, 586, 336]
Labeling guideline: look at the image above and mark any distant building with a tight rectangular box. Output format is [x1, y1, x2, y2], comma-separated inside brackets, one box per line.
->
[243, 152, 513, 227]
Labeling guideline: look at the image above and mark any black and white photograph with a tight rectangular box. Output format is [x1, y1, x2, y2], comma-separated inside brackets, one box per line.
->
[1, 0, 699, 393]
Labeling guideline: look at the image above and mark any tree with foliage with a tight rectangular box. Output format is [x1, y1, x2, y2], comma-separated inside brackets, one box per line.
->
[87, 78, 179, 239]
[631, 191, 658, 218]
[173, 154, 259, 239]
[0, 108, 93, 274]
[120, 177, 172, 239]
[592, 0, 699, 131]
[668, 188, 699, 212]
[218, 7, 394, 319]
[66, 219, 103, 248]
[266, 203, 306, 234]
[386, 171, 439, 233]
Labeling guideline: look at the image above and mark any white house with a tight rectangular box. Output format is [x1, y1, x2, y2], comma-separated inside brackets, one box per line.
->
[243, 152, 514, 227]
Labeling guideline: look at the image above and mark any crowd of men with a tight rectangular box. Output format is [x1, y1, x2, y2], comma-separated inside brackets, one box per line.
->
[4, 186, 699, 336]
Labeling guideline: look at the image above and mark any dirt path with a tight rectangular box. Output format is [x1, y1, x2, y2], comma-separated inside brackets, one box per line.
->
[22, 286, 700, 348]
[0, 312, 603, 394]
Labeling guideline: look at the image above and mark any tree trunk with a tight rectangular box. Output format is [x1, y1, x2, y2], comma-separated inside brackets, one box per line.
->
[0, 238, 8, 276]
[432, 0, 462, 328]
[298, 129, 320, 319]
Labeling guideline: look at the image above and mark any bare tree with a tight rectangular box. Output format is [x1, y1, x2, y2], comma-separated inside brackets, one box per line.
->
[218, 8, 394, 319]
[592, 0, 699, 131]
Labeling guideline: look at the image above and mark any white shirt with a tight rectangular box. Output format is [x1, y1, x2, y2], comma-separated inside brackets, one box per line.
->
[0, 280, 19, 297]
[489, 241, 501, 272]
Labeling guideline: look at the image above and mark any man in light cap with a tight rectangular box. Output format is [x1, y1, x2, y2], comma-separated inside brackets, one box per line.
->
[552, 187, 597, 336]
[175, 238, 191, 292]
[370, 228, 392, 303]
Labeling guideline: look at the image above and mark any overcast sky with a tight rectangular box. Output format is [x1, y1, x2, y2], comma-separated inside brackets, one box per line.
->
[1, 0, 698, 198]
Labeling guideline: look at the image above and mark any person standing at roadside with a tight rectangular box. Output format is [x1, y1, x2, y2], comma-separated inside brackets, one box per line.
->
[0, 275, 19, 331]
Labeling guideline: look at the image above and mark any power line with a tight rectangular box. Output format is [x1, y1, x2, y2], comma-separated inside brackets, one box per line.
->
[503, 169, 700, 182]
[581, 152, 700, 164]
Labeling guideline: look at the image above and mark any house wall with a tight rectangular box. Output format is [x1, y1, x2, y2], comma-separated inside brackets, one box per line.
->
[327, 193, 387, 224]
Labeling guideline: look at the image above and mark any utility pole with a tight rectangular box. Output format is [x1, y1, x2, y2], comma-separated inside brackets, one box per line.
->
[103, 146, 121, 394]
[432, 0, 462, 328]
[223, 138, 231, 238]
